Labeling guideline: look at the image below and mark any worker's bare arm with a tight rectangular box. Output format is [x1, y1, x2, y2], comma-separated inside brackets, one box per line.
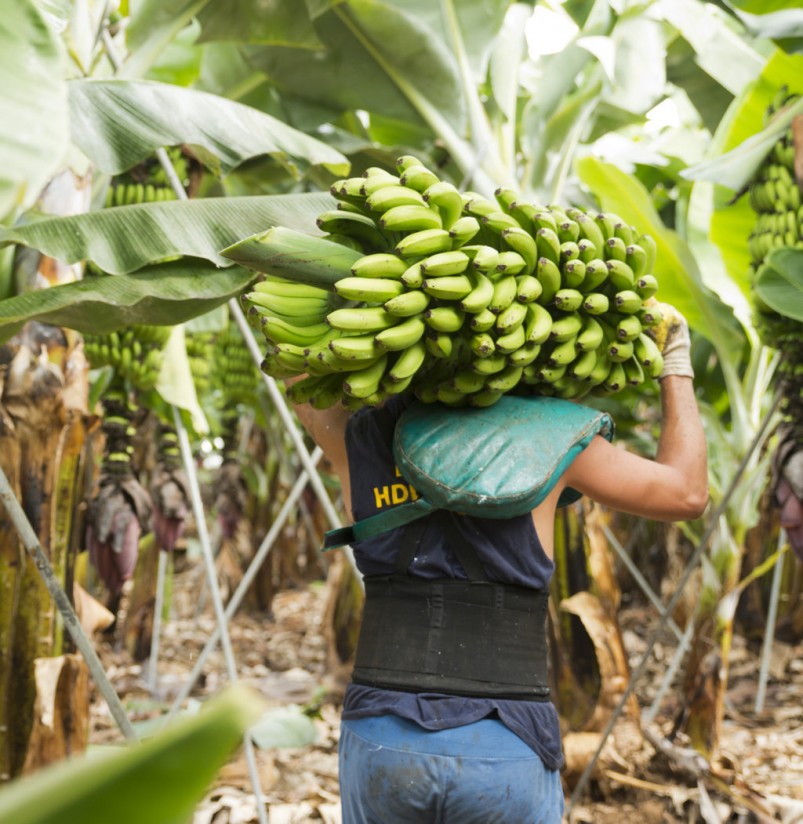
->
[562, 375, 708, 521]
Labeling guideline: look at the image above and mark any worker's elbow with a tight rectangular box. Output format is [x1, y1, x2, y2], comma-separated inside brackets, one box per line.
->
[675, 486, 709, 521]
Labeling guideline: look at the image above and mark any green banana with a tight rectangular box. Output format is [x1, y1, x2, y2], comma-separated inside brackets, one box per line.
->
[448, 215, 482, 246]
[524, 302, 554, 345]
[329, 334, 384, 361]
[460, 270, 495, 313]
[344, 354, 390, 399]
[316, 209, 389, 248]
[366, 185, 426, 212]
[399, 164, 441, 192]
[604, 236, 628, 262]
[574, 212, 606, 251]
[613, 290, 643, 314]
[422, 274, 473, 300]
[623, 356, 645, 387]
[449, 369, 489, 394]
[547, 336, 578, 366]
[633, 332, 662, 370]
[581, 260, 609, 292]
[577, 239, 598, 264]
[423, 180, 463, 229]
[535, 257, 562, 304]
[463, 192, 500, 219]
[374, 315, 427, 351]
[335, 276, 405, 302]
[559, 241, 580, 263]
[401, 262, 425, 288]
[562, 259, 586, 289]
[467, 389, 504, 408]
[548, 312, 583, 342]
[535, 227, 562, 265]
[395, 228, 454, 258]
[253, 277, 331, 300]
[607, 338, 635, 363]
[327, 306, 399, 333]
[636, 233, 657, 273]
[482, 210, 522, 236]
[387, 339, 428, 382]
[486, 364, 523, 393]
[380, 204, 442, 232]
[351, 252, 409, 279]
[553, 289, 584, 312]
[384, 289, 431, 317]
[494, 323, 526, 354]
[508, 342, 541, 367]
[495, 300, 528, 333]
[468, 307, 498, 332]
[615, 314, 643, 342]
[625, 244, 648, 279]
[465, 245, 501, 273]
[515, 274, 543, 304]
[488, 274, 518, 315]
[361, 172, 402, 196]
[606, 259, 636, 290]
[576, 316, 604, 352]
[493, 251, 528, 276]
[261, 316, 333, 346]
[501, 227, 538, 273]
[557, 219, 580, 244]
[602, 361, 626, 393]
[425, 305, 465, 333]
[468, 331, 496, 358]
[569, 348, 598, 380]
[636, 274, 659, 300]
[420, 250, 471, 277]
[425, 330, 454, 359]
[470, 352, 508, 375]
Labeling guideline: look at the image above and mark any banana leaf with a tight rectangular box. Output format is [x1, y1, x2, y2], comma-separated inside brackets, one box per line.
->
[245, 0, 465, 134]
[0, 193, 335, 274]
[754, 247, 803, 322]
[704, 51, 803, 301]
[0, 261, 255, 345]
[0, 684, 266, 824]
[69, 79, 349, 178]
[0, 0, 69, 219]
[221, 226, 362, 287]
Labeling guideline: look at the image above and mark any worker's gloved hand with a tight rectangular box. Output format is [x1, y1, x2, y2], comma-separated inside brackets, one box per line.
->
[649, 301, 694, 380]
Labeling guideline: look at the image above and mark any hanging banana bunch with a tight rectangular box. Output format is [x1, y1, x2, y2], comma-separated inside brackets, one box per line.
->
[745, 86, 803, 558]
[85, 383, 154, 604]
[150, 420, 190, 554]
[186, 330, 216, 397]
[239, 156, 666, 410]
[745, 89, 803, 432]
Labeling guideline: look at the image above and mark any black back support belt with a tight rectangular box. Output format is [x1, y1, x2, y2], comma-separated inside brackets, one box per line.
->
[350, 513, 551, 701]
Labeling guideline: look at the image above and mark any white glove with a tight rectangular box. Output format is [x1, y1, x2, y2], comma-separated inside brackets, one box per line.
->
[651, 302, 694, 380]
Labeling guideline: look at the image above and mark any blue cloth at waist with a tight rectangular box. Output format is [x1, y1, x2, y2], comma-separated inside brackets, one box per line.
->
[342, 683, 564, 772]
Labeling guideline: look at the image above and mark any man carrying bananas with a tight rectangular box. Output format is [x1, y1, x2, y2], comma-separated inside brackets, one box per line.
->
[288, 302, 708, 824]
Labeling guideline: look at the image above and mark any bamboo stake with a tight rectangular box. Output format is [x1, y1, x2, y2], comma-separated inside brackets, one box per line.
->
[755, 528, 787, 713]
[0, 465, 137, 743]
[566, 395, 781, 819]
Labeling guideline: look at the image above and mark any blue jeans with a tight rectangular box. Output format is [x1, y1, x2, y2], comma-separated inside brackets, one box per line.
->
[339, 715, 564, 824]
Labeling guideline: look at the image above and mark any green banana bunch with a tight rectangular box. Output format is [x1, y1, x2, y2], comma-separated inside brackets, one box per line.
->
[84, 325, 172, 390]
[743, 84, 803, 447]
[238, 157, 666, 409]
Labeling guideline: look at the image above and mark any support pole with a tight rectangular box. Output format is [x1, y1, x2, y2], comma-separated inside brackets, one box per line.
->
[0, 465, 137, 743]
[164, 448, 323, 723]
[172, 407, 268, 824]
[755, 528, 787, 713]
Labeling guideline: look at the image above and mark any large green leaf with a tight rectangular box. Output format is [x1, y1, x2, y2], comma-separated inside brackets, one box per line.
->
[0, 684, 265, 824]
[0, 193, 335, 274]
[197, 0, 321, 46]
[122, 0, 212, 80]
[68, 79, 349, 178]
[575, 157, 743, 361]
[0, 261, 255, 344]
[246, 0, 465, 132]
[0, 0, 69, 219]
[754, 247, 803, 321]
[221, 227, 362, 287]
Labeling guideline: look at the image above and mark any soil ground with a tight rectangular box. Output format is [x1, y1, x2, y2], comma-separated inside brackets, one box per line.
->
[89, 552, 803, 824]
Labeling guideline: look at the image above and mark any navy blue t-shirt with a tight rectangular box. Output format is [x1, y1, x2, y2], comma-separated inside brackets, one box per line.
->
[340, 394, 564, 771]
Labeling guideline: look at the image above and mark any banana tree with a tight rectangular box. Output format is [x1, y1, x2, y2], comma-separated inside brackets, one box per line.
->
[1, 0, 797, 788]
